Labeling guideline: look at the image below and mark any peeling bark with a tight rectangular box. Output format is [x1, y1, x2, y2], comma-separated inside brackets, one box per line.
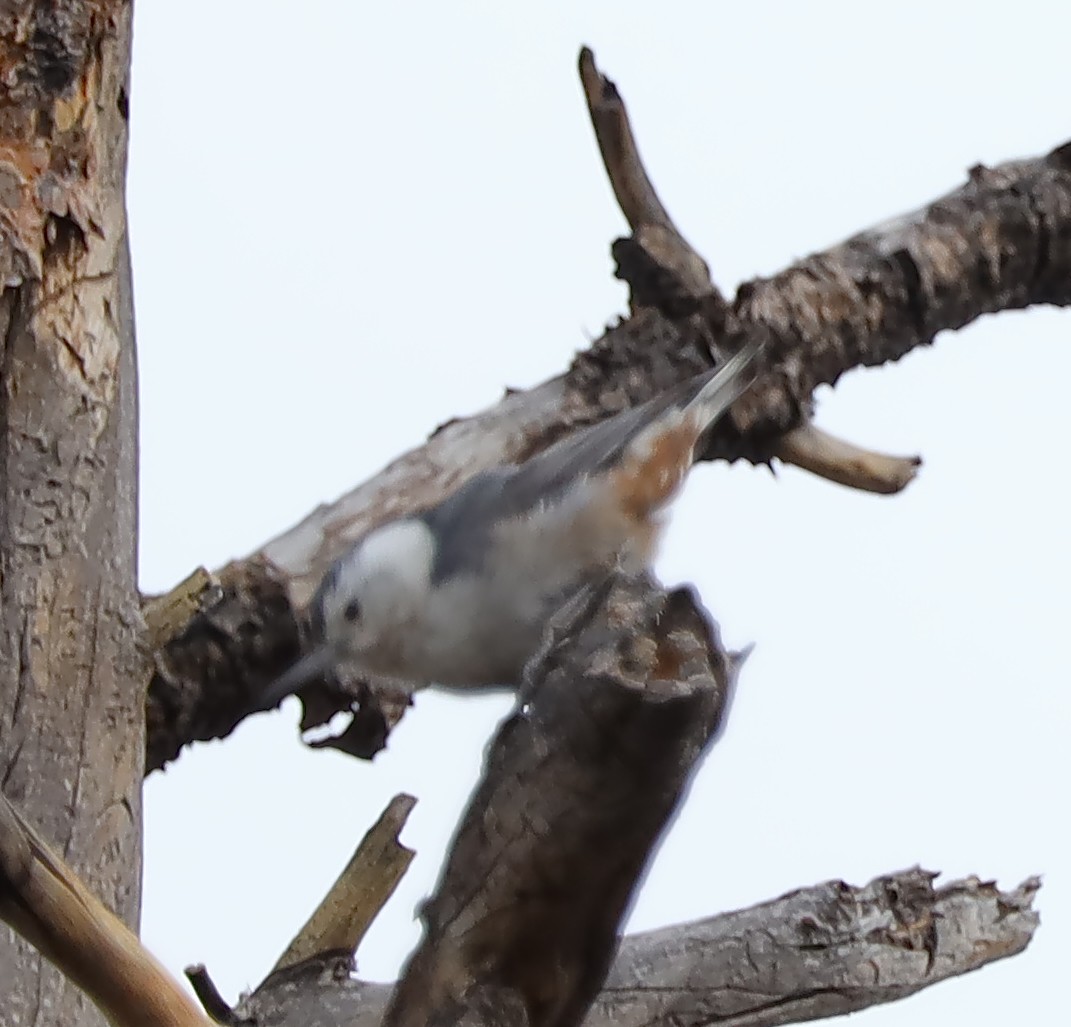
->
[0, 4, 141, 1025]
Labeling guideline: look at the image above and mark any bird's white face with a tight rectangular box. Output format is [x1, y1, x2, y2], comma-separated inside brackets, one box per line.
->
[315, 519, 437, 673]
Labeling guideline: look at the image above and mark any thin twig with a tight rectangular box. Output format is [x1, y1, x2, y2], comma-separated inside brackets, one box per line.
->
[184, 965, 247, 1026]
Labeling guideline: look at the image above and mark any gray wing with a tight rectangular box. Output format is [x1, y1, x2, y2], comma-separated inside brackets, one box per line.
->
[418, 370, 716, 583]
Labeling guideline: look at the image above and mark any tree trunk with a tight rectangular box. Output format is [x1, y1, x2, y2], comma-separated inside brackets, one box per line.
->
[0, 4, 141, 1025]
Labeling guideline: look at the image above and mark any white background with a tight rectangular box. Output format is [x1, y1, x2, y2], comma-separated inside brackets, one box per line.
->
[130, 5, 1069, 1023]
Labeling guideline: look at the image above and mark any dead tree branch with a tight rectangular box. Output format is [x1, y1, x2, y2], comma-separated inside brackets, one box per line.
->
[235, 868, 1038, 1027]
[775, 421, 922, 494]
[144, 53, 1071, 769]
[591, 869, 1039, 1026]
[380, 575, 739, 1027]
[271, 793, 416, 974]
[578, 46, 713, 303]
[0, 792, 211, 1027]
[246, 573, 740, 1027]
[228, 579, 1038, 1026]
[577, 47, 922, 492]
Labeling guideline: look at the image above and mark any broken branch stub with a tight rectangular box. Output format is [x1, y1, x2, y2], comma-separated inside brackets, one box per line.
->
[382, 574, 744, 1027]
[270, 794, 417, 975]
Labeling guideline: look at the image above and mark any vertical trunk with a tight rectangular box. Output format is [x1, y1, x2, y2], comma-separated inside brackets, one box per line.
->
[0, 4, 141, 1025]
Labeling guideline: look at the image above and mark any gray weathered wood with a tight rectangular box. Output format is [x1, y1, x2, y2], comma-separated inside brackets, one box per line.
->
[237, 869, 1038, 1027]
[0, 4, 142, 1025]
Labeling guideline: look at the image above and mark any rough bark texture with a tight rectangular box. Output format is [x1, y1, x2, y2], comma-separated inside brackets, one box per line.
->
[381, 576, 739, 1027]
[590, 870, 1039, 1026]
[146, 559, 304, 773]
[144, 139, 1071, 770]
[0, 4, 142, 1026]
[717, 149, 1071, 437]
[236, 870, 1038, 1027]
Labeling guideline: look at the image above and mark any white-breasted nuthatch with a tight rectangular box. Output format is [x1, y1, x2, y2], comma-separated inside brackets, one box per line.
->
[264, 340, 762, 703]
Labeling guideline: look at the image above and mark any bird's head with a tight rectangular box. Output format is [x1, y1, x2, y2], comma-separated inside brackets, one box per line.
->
[263, 518, 436, 703]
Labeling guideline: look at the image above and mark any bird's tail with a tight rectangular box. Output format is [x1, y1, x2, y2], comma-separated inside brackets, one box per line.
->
[607, 339, 765, 521]
[685, 337, 764, 429]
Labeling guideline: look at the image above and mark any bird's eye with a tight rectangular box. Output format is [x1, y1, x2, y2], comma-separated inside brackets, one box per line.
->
[343, 599, 361, 623]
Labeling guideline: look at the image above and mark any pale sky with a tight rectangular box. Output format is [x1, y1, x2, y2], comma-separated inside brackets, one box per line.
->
[130, 5, 1068, 1024]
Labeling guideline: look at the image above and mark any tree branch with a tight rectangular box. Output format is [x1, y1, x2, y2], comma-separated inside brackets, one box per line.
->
[234, 868, 1039, 1027]
[721, 148, 1071, 439]
[184, 966, 247, 1026]
[380, 575, 740, 1027]
[239, 574, 739, 1027]
[592, 868, 1039, 1026]
[0, 792, 211, 1027]
[144, 56, 1071, 769]
[178, 795, 418, 1024]
[271, 793, 416, 974]
[776, 422, 922, 494]
[142, 568, 223, 652]
[578, 46, 713, 303]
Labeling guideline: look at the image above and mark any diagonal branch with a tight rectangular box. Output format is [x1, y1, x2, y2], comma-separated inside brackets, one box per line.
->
[723, 149, 1071, 438]
[144, 59, 1071, 770]
[0, 791, 211, 1027]
[235, 868, 1039, 1027]
[578, 46, 678, 235]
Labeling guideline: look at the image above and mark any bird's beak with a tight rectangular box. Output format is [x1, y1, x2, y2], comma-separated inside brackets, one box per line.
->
[260, 646, 335, 710]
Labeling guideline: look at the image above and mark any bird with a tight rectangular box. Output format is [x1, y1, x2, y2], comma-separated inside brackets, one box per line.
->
[263, 339, 762, 705]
